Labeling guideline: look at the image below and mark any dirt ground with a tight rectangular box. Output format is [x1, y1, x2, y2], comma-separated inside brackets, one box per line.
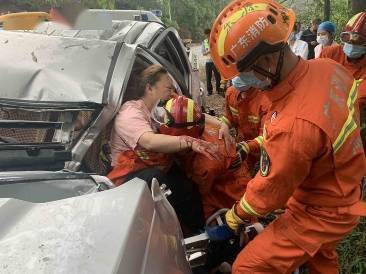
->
[204, 94, 225, 117]
[191, 44, 226, 117]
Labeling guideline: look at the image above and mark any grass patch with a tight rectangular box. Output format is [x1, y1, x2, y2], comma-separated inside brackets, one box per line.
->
[338, 217, 366, 274]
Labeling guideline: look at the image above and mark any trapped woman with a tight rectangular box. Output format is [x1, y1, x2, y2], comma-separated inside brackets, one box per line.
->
[108, 64, 218, 233]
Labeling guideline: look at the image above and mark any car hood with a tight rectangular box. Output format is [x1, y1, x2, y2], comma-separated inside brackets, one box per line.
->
[0, 178, 190, 274]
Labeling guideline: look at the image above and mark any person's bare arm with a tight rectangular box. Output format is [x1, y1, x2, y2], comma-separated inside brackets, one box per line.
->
[138, 131, 219, 160]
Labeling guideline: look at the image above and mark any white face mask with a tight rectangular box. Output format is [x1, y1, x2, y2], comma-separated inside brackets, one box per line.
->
[317, 35, 329, 46]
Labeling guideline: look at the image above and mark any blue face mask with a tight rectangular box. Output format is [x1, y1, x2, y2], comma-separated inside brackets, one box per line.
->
[232, 76, 251, 92]
[343, 43, 366, 59]
[239, 71, 270, 90]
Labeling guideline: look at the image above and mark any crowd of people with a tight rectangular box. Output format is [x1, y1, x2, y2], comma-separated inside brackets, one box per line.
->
[106, 0, 366, 273]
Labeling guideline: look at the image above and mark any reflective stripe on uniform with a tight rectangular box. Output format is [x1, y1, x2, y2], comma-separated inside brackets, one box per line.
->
[165, 99, 173, 112]
[239, 141, 250, 153]
[187, 99, 194, 122]
[217, 3, 267, 57]
[204, 39, 209, 51]
[255, 136, 264, 147]
[239, 194, 261, 217]
[136, 150, 149, 160]
[229, 106, 239, 116]
[333, 79, 362, 153]
[248, 115, 260, 124]
[221, 116, 232, 127]
[165, 99, 174, 123]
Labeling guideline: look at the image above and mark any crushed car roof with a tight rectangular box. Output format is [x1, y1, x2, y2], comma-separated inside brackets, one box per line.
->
[34, 20, 163, 46]
[0, 31, 118, 104]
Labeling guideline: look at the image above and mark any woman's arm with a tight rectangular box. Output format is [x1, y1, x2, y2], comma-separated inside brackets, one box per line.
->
[139, 132, 219, 160]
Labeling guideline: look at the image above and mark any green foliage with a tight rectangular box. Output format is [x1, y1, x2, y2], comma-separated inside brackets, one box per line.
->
[294, 0, 350, 37]
[338, 189, 366, 273]
[286, 0, 360, 41]
[338, 218, 366, 274]
[85, 0, 115, 9]
[168, 0, 230, 41]
[116, 0, 230, 41]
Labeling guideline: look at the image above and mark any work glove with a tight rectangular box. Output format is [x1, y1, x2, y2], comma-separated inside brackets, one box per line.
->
[229, 142, 250, 170]
[209, 213, 264, 242]
[224, 205, 247, 234]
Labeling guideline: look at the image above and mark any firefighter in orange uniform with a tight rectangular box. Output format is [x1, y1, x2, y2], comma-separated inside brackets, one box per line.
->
[320, 12, 366, 106]
[320, 12, 366, 150]
[221, 77, 269, 143]
[220, 76, 269, 173]
[209, 0, 366, 273]
[158, 96, 253, 218]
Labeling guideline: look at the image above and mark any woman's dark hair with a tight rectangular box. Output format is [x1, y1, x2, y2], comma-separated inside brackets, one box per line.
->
[135, 64, 168, 99]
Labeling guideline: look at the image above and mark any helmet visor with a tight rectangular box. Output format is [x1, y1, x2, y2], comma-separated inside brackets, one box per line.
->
[340, 32, 366, 45]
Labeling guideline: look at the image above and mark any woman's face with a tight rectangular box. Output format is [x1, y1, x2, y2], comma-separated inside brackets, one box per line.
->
[151, 74, 174, 101]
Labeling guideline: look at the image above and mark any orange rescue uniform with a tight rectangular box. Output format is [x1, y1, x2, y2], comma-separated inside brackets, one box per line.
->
[107, 148, 172, 186]
[222, 86, 269, 142]
[222, 86, 269, 173]
[320, 44, 366, 109]
[232, 58, 366, 273]
[180, 123, 252, 218]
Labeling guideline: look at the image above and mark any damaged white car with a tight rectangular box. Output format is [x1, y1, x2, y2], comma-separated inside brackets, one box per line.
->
[0, 27, 210, 273]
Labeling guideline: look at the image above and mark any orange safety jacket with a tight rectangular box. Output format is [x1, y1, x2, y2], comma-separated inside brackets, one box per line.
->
[222, 86, 269, 173]
[180, 123, 252, 217]
[320, 45, 366, 151]
[320, 44, 366, 105]
[107, 148, 172, 186]
[222, 86, 269, 142]
[235, 58, 366, 223]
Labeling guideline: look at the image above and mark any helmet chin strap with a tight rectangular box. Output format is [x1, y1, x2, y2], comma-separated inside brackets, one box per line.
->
[252, 47, 285, 88]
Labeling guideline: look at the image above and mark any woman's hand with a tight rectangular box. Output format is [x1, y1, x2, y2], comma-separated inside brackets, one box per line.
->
[219, 121, 234, 152]
[180, 136, 220, 161]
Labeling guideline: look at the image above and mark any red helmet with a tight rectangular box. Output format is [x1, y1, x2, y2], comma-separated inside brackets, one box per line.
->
[341, 12, 366, 45]
[158, 96, 205, 138]
[210, 0, 295, 80]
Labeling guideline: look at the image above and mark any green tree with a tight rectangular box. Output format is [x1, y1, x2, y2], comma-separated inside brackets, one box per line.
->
[351, 0, 366, 15]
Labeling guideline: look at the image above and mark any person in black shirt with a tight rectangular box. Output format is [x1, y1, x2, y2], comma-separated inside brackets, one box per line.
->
[300, 18, 322, 59]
